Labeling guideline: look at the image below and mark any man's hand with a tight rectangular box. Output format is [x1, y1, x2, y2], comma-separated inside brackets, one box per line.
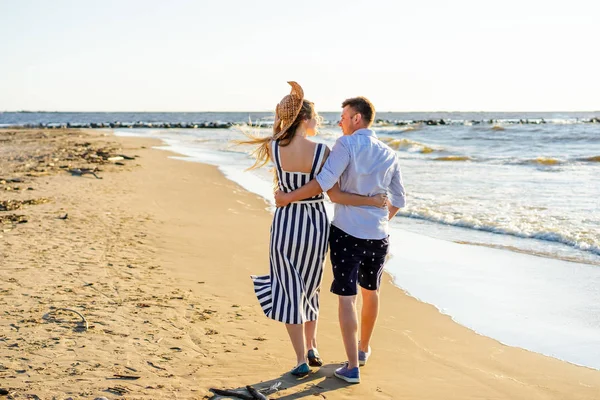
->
[274, 190, 292, 208]
[372, 193, 388, 208]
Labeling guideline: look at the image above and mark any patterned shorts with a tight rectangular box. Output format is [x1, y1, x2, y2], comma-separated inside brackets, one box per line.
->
[329, 225, 389, 296]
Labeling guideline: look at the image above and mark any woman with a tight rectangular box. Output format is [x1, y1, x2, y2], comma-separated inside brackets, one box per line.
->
[237, 82, 385, 376]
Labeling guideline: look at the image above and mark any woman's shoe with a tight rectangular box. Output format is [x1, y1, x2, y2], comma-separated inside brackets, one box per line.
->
[290, 362, 311, 377]
[307, 349, 323, 367]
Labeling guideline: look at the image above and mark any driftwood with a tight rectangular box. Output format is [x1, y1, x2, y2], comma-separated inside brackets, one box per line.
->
[107, 386, 129, 395]
[68, 168, 102, 179]
[246, 385, 268, 400]
[210, 385, 269, 400]
[112, 374, 140, 380]
[42, 308, 88, 331]
[209, 388, 255, 400]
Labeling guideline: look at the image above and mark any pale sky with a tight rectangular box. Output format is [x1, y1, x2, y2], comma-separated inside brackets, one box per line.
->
[1, 0, 598, 112]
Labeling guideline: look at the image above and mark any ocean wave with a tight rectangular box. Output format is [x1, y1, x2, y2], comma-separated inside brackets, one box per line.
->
[524, 157, 564, 166]
[380, 137, 439, 154]
[374, 125, 422, 133]
[433, 156, 472, 162]
[578, 156, 600, 163]
[397, 210, 600, 256]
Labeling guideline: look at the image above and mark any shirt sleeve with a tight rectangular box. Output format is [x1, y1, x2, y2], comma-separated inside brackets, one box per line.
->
[388, 159, 406, 208]
[316, 136, 351, 192]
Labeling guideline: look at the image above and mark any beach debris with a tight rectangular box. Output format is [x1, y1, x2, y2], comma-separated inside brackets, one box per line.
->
[112, 374, 141, 380]
[209, 388, 255, 400]
[146, 361, 167, 371]
[246, 385, 268, 400]
[106, 386, 129, 395]
[42, 307, 88, 331]
[0, 388, 9, 395]
[0, 178, 24, 184]
[58, 213, 69, 220]
[0, 198, 50, 211]
[68, 168, 102, 179]
[209, 384, 273, 400]
[0, 214, 27, 225]
[261, 382, 282, 395]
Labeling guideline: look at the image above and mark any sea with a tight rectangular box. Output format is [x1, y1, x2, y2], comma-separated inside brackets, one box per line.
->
[2, 111, 600, 369]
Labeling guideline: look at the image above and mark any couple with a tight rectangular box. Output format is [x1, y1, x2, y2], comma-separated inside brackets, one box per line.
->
[240, 82, 405, 384]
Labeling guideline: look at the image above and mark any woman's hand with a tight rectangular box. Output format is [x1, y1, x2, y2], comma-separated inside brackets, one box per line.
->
[371, 193, 388, 208]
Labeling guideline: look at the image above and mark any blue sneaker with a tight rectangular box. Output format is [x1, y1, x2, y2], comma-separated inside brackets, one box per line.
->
[290, 362, 310, 377]
[358, 345, 371, 366]
[307, 349, 323, 367]
[334, 362, 360, 383]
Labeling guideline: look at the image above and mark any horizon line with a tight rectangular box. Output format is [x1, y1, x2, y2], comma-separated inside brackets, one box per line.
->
[2, 110, 600, 114]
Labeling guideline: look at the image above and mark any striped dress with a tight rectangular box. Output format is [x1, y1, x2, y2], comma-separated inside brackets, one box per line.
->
[251, 140, 330, 324]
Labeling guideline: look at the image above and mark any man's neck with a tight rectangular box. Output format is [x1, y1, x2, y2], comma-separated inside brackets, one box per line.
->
[349, 126, 370, 135]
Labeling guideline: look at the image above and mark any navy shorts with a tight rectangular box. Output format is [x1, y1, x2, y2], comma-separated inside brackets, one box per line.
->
[329, 225, 389, 296]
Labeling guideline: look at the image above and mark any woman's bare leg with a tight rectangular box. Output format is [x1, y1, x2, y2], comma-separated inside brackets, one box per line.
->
[304, 320, 318, 350]
[285, 323, 307, 366]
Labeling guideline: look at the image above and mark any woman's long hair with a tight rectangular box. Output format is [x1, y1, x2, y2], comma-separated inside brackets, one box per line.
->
[235, 100, 316, 171]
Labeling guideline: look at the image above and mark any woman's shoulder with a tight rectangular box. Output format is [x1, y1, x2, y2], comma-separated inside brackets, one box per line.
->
[310, 140, 329, 150]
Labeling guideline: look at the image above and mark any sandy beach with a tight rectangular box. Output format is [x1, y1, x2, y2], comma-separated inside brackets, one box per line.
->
[2, 128, 600, 400]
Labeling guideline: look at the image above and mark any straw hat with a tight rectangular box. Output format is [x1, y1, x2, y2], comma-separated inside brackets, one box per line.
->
[273, 81, 304, 139]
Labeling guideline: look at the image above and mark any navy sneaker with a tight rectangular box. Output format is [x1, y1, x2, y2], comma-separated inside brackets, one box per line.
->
[334, 362, 360, 383]
[358, 345, 371, 366]
[307, 349, 323, 367]
[290, 362, 310, 377]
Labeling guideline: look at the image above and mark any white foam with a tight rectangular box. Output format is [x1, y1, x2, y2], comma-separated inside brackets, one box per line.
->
[398, 208, 600, 256]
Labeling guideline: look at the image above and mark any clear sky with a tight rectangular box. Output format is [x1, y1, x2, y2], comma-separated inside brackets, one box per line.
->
[1, 0, 598, 112]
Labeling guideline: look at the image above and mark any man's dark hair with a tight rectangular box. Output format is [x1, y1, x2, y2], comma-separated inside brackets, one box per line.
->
[342, 97, 376, 126]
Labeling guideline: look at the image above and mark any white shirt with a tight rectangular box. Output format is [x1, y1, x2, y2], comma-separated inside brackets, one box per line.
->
[316, 128, 406, 240]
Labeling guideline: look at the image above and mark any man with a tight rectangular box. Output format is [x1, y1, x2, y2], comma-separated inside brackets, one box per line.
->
[274, 97, 406, 384]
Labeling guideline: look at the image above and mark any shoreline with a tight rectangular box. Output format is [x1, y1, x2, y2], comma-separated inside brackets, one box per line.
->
[127, 132, 600, 373]
[453, 239, 600, 267]
[2, 128, 600, 399]
[119, 131, 600, 372]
